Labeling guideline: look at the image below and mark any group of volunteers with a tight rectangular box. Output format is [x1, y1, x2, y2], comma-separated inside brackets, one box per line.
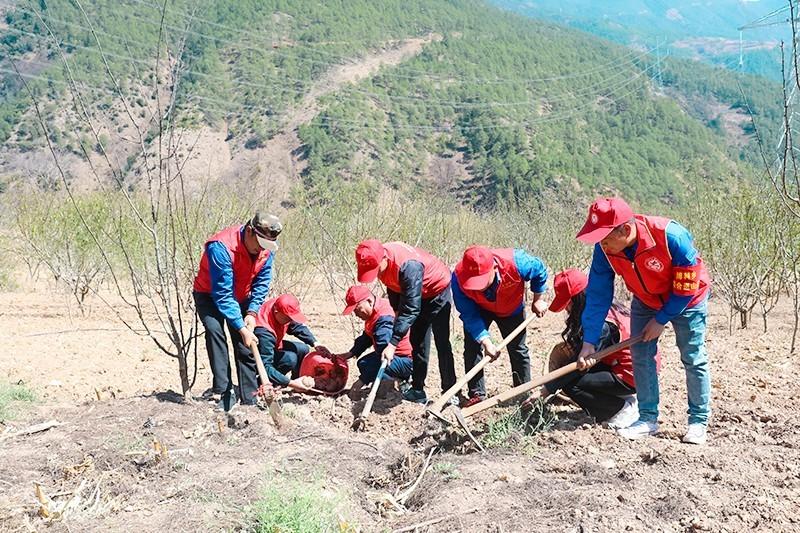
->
[192, 197, 712, 445]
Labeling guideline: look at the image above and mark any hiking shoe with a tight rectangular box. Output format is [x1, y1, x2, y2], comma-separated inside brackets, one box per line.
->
[402, 387, 428, 404]
[607, 395, 639, 429]
[682, 423, 708, 445]
[617, 420, 658, 440]
[215, 391, 237, 413]
[201, 388, 221, 402]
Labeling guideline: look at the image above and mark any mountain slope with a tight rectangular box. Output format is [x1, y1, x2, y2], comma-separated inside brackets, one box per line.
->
[0, 0, 783, 206]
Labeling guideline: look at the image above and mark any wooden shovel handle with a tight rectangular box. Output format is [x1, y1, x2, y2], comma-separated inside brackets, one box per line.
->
[249, 340, 271, 391]
[250, 340, 285, 428]
[429, 314, 537, 413]
[461, 334, 644, 418]
[359, 360, 388, 420]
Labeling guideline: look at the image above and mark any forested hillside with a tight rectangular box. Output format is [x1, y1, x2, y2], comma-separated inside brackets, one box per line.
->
[0, 0, 783, 205]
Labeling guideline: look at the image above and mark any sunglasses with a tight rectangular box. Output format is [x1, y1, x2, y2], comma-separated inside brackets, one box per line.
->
[253, 226, 280, 240]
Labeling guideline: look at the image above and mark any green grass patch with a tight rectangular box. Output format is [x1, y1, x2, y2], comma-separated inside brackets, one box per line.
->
[481, 400, 555, 452]
[433, 461, 461, 481]
[0, 382, 36, 422]
[251, 475, 352, 533]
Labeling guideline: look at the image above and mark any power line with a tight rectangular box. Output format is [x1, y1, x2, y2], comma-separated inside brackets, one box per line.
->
[102, 0, 661, 86]
[3, 60, 655, 135]
[5, 23, 654, 111]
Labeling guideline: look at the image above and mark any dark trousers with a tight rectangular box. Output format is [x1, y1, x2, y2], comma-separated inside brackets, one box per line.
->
[389, 288, 457, 393]
[194, 291, 259, 405]
[463, 310, 531, 398]
[271, 340, 311, 380]
[546, 362, 635, 422]
[357, 352, 413, 384]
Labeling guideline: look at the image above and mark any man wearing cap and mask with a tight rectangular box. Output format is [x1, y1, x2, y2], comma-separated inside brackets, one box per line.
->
[575, 197, 711, 444]
[193, 212, 282, 411]
[451, 245, 549, 407]
[253, 293, 330, 393]
[335, 285, 414, 400]
[354, 240, 456, 404]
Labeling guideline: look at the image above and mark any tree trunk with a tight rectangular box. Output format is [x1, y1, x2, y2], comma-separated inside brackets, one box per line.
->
[792, 289, 799, 354]
[178, 350, 191, 398]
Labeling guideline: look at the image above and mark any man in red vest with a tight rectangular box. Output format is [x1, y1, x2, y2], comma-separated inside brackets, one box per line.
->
[335, 285, 414, 400]
[355, 240, 456, 404]
[575, 198, 711, 444]
[253, 293, 329, 393]
[452, 245, 549, 406]
[193, 212, 281, 411]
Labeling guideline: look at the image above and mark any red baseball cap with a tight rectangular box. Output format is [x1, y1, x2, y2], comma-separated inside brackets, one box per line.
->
[342, 285, 373, 315]
[455, 246, 496, 290]
[273, 293, 307, 323]
[575, 198, 634, 244]
[549, 269, 589, 312]
[355, 239, 384, 283]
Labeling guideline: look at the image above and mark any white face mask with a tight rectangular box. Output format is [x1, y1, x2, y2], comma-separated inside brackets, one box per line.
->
[257, 235, 279, 252]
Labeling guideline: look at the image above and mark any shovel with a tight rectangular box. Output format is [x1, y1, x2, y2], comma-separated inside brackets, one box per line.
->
[352, 360, 388, 431]
[427, 314, 536, 418]
[249, 340, 285, 428]
[460, 335, 644, 418]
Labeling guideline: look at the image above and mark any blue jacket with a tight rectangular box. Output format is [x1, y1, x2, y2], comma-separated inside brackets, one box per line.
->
[452, 249, 548, 342]
[207, 230, 273, 331]
[581, 220, 699, 346]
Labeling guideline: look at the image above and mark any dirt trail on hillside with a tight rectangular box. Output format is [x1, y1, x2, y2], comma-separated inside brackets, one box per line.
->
[229, 35, 438, 198]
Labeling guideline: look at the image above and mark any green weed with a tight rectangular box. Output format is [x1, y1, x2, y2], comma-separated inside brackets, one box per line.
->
[481, 400, 555, 452]
[251, 474, 353, 533]
[0, 382, 36, 422]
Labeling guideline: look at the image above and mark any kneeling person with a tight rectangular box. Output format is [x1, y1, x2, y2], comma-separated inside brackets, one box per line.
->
[337, 285, 413, 399]
[526, 269, 656, 428]
[254, 294, 329, 392]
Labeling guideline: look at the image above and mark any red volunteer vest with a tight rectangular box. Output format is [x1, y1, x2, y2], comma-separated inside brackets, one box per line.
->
[454, 248, 524, 317]
[254, 298, 290, 346]
[603, 216, 710, 311]
[193, 225, 271, 303]
[379, 242, 450, 299]
[365, 298, 412, 357]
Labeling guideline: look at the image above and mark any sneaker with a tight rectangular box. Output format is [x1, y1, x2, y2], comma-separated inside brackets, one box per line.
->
[607, 396, 639, 429]
[616, 420, 658, 440]
[682, 423, 707, 445]
[399, 380, 413, 395]
[460, 394, 485, 408]
[215, 391, 237, 413]
[402, 387, 428, 404]
[201, 388, 221, 402]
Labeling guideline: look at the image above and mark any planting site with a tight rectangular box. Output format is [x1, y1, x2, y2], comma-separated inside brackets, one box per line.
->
[1, 284, 798, 532]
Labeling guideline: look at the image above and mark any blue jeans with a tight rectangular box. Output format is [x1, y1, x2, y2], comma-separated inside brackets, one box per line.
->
[357, 352, 413, 384]
[630, 296, 711, 426]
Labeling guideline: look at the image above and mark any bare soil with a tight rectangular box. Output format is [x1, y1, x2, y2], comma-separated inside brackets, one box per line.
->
[1, 280, 799, 532]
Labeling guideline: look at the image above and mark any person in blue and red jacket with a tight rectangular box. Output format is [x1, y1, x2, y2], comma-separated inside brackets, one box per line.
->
[575, 198, 712, 444]
[335, 285, 414, 400]
[253, 293, 330, 393]
[355, 240, 456, 404]
[452, 245, 549, 407]
[192, 212, 280, 411]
